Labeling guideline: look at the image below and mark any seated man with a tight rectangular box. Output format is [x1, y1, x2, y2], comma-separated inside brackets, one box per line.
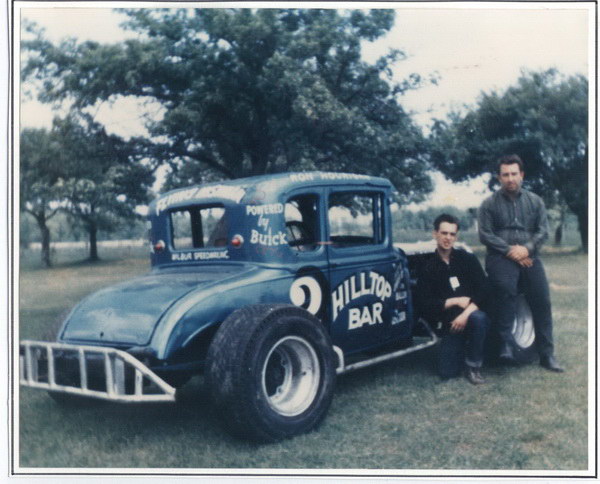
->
[416, 214, 491, 385]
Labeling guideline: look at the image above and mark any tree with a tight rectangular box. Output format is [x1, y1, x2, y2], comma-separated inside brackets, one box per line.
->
[20, 128, 63, 266]
[51, 113, 154, 261]
[429, 69, 588, 251]
[23, 8, 433, 204]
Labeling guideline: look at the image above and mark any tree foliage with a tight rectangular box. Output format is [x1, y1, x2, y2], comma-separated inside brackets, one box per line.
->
[54, 113, 154, 260]
[429, 69, 588, 251]
[20, 114, 154, 262]
[23, 8, 433, 204]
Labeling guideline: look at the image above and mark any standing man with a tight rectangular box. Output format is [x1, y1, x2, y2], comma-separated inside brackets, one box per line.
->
[417, 214, 490, 385]
[478, 154, 564, 372]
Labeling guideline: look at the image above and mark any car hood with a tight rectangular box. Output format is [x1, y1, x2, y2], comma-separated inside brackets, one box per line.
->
[60, 266, 244, 346]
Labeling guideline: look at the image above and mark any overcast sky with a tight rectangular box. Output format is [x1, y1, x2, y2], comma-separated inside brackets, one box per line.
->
[18, 3, 593, 208]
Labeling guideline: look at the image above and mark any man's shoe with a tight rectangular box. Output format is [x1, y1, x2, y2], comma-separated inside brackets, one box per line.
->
[540, 356, 565, 373]
[465, 367, 486, 385]
[499, 342, 516, 363]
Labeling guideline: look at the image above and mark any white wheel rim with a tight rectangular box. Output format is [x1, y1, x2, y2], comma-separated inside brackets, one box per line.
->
[261, 335, 320, 417]
[512, 295, 535, 349]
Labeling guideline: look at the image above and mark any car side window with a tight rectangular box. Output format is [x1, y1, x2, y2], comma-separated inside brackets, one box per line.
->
[284, 195, 318, 252]
[328, 192, 383, 247]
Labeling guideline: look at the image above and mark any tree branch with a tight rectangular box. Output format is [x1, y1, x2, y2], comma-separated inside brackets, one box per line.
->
[173, 145, 236, 179]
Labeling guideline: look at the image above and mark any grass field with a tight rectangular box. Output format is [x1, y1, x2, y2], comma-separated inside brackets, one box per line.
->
[16, 248, 590, 472]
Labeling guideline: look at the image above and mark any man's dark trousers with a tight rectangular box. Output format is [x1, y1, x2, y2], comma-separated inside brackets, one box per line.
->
[438, 310, 490, 379]
[485, 253, 554, 358]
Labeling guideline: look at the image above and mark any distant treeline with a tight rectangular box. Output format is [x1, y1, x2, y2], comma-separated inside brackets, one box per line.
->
[395, 205, 580, 248]
[393, 206, 477, 233]
[21, 205, 579, 249]
[20, 212, 147, 248]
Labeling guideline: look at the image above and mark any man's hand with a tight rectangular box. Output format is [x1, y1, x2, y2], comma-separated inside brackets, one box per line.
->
[517, 257, 534, 268]
[450, 314, 468, 333]
[507, 245, 529, 262]
[449, 302, 479, 333]
[507, 245, 533, 267]
[445, 296, 471, 310]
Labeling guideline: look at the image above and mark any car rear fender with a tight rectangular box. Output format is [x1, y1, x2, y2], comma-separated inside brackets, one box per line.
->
[152, 266, 297, 360]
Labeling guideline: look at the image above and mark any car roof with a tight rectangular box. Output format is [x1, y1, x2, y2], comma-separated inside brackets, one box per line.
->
[149, 171, 393, 214]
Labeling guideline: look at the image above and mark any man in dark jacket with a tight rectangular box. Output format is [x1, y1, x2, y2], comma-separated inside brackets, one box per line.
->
[478, 154, 563, 372]
[417, 213, 490, 384]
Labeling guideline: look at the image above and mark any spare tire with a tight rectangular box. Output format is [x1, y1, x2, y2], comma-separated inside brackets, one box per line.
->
[205, 304, 336, 442]
[510, 294, 536, 363]
[485, 293, 536, 365]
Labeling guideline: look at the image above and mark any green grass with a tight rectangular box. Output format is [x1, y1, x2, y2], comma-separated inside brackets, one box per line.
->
[17, 249, 589, 471]
[19, 244, 149, 271]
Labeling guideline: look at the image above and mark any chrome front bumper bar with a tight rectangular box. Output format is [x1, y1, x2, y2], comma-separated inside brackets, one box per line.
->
[19, 341, 176, 403]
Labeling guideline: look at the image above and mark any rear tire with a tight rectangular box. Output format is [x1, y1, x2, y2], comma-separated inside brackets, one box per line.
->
[205, 304, 336, 442]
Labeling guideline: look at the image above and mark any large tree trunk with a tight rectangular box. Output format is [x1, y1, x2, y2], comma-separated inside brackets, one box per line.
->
[553, 205, 567, 246]
[576, 211, 588, 253]
[40, 223, 51, 267]
[88, 223, 99, 261]
[33, 214, 52, 267]
[554, 223, 563, 246]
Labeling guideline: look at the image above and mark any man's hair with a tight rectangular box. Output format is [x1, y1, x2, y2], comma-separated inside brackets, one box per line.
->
[497, 154, 524, 174]
[433, 213, 460, 231]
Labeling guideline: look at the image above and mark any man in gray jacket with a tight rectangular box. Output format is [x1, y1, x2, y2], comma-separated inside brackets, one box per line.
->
[478, 154, 564, 372]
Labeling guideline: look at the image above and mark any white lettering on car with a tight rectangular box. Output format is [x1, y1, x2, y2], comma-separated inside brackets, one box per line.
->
[171, 252, 193, 261]
[250, 229, 288, 246]
[196, 185, 246, 203]
[330, 271, 392, 330]
[316, 172, 370, 181]
[246, 203, 285, 239]
[156, 188, 200, 215]
[155, 185, 246, 214]
[171, 250, 229, 262]
[290, 173, 316, 182]
[193, 250, 229, 260]
[257, 215, 270, 230]
[289, 172, 370, 183]
[245, 203, 284, 216]
[348, 302, 383, 330]
[391, 263, 408, 325]
[391, 311, 406, 326]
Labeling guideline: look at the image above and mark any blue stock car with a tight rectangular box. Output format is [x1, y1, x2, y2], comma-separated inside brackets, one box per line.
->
[20, 171, 534, 442]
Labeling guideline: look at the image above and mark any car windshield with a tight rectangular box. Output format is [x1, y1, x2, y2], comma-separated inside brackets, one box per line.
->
[170, 205, 228, 250]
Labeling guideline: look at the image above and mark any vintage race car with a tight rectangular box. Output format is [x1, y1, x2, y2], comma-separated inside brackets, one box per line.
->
[20, 172, 534, 442]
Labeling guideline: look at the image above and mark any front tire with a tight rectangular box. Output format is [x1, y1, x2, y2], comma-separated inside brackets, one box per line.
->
[205, 304, 336, 442]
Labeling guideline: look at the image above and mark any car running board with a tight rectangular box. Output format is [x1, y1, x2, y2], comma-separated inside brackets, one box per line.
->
[333, 319, 439, 375]
[19, 341, 176, 403]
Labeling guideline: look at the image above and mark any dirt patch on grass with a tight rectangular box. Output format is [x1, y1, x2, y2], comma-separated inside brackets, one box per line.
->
[550, 283, 586, 291]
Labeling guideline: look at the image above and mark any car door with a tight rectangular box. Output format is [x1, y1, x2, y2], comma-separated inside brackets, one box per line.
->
[325, 188, 403, 354]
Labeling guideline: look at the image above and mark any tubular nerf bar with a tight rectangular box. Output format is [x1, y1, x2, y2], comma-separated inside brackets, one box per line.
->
[19, 341, 176, 403]
[333, 318, 440, 375]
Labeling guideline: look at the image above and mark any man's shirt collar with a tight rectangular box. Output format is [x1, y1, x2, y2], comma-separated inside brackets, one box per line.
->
[435, 247, 455, 264]
[500, 187, 523, 200]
